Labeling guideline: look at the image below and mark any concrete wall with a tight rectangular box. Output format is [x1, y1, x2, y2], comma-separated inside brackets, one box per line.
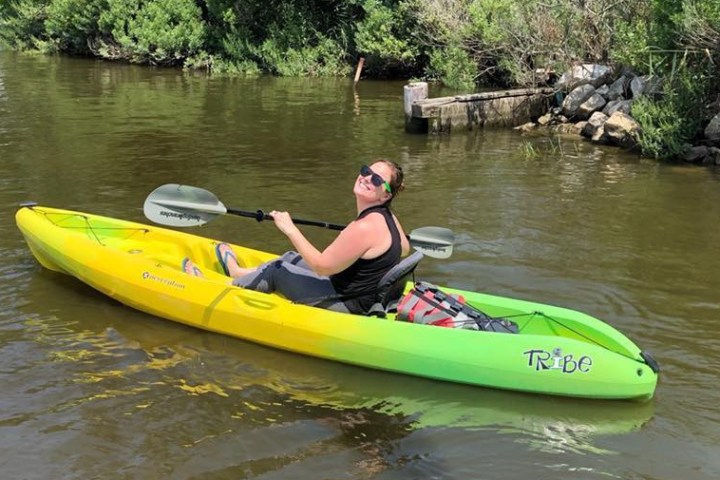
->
[404, 85, 554, 134]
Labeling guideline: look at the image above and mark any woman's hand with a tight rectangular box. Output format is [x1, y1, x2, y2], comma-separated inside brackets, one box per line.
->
[269, 210, 299, 237]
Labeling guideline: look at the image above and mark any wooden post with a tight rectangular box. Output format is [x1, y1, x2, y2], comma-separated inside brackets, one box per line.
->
[354, 57, 365, 83]
[404, 82, 428, 133]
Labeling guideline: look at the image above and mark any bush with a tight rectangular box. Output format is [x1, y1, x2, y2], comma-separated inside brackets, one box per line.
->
[201, 0, 353, 77]
[426, 44, 477, 89]
[416, 0, 653, 87]
[0, 0, 49, 50]
[354, 0, 423, 77]
[44, 0, 104, 55]
[96, 0, 206, 65]
[258, 34, 350, 77]
[675, 0, 720, 104]
[632, 54, 710, 159]
[253, 9, 350, 77]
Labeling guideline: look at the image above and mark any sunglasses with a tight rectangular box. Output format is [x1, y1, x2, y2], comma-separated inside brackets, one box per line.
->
[359, 165, 392, 193]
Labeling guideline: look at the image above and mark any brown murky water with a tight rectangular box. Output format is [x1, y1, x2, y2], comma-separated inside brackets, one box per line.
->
[1, 51, 719, 479]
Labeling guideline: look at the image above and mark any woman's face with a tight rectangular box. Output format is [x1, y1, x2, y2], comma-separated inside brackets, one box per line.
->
[354, 161, 393, 203]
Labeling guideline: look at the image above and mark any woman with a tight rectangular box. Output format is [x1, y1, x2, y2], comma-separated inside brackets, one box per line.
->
[182, 159, 410, 314]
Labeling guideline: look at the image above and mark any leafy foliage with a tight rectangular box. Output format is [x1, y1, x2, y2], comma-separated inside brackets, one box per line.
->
[354, 0, 423, 77]
[427, 43, 477, 90]
[199, 0, 356, 76]
[2, 0, 720, 161]
[632, 54, 711, 159]
[0, 0, 663, 81]
[44, 0, 103, 54]
[96, 0, 206, 66]
[252, 3, 350, 77]
[0, 0, 50, 50]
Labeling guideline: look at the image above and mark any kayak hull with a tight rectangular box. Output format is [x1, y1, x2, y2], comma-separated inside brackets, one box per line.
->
[16, 206, 658, 400]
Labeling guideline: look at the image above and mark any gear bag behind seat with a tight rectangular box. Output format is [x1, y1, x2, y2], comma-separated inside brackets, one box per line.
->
[396, 282, 518, 333]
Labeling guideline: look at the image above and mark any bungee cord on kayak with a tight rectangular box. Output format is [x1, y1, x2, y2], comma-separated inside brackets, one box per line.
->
[30, 207, 150, 247]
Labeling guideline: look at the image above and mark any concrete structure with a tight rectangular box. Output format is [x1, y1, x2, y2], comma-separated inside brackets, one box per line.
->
[404, 82, 554, 134]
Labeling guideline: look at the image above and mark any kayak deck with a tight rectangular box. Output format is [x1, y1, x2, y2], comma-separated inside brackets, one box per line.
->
[16, 206, 659, 400]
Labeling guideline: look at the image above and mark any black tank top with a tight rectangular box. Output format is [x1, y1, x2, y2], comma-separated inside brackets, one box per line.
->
[330, 204, 402, 314]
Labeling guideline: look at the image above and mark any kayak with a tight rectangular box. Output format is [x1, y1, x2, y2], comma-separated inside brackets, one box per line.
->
[15, 205, 659, 400]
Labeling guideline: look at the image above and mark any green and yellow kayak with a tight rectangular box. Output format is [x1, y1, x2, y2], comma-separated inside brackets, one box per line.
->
[16, 205, 659, 400]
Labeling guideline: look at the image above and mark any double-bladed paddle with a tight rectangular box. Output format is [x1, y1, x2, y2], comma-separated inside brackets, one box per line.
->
[143, 183, 455, 259]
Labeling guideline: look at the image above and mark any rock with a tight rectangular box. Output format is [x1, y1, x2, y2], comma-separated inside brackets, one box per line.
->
[704, 113, 720, 143]
[603, 99, 633, 116]
[592, 126, 608, 144]
[630, 75, 663, 98]
[573, 121, 588, 135]
[604, 112, 641, 148]
[515, 122, 536, 132]
[577, 93, 607, 120]
[710, 147, 720, 165]
[681, 145, 710, 163]
[556, 64, 613, 90]
[537, 113, 553, 126]
[595, 84, 610, 98]
[581, 111, 609, 138]
[561, 84, 596, 118]
[606, 76, 629, 101]
[551, 123, 582, 135]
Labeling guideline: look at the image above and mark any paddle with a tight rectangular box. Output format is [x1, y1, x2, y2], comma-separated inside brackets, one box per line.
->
[143, 183, 455, 259]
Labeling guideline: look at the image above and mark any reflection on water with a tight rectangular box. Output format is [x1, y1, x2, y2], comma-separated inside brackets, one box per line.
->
[1, 51, 720, 479]
[2, 302, 653, 477]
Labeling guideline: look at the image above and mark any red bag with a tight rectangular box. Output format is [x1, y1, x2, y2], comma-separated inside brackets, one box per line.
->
[396, 282, 471, 328]
[397, 282, 519, 333]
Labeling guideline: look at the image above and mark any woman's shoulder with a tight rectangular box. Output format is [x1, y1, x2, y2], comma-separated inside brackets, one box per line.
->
[356, 209, 391, 226]
[346, 210, 393, 240]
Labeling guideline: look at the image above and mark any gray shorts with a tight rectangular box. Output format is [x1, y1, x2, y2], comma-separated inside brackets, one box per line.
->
[232, 251, 350, 313]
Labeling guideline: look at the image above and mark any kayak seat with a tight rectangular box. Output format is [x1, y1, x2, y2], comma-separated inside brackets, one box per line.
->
[292, 251, 423, 316]
[368, 250, 424, 317]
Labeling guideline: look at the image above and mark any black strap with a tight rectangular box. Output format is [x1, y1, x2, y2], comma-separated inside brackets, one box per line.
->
[398, 286, 469, 322]
[399, 283, 518, 332]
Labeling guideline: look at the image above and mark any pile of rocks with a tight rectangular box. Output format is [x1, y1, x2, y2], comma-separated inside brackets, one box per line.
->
[517, 63, 720, 166]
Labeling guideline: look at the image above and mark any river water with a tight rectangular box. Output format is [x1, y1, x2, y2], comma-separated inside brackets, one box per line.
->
[1, 51, 718, 479]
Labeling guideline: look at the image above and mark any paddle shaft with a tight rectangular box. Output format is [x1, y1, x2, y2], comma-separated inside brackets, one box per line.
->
[143, 183, 455, 258]
[225, 209, 452, 258]
[227, 208, 345, 231]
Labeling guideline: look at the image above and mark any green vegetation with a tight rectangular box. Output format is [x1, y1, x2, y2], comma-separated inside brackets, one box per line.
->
[1, 0, 719, 159]
[631, 51, 711, 159]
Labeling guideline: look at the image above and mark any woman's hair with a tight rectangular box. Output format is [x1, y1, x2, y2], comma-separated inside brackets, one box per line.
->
[374, 159, 405, 198]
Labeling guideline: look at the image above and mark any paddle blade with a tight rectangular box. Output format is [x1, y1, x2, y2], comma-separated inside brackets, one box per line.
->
[408, 226, 455, 259]
[143, 184, 227, 227]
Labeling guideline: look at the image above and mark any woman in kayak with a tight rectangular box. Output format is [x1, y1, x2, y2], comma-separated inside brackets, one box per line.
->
[182, 160, 410, 314]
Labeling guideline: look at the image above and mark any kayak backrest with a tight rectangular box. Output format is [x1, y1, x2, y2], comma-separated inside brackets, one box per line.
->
[375, 250, 424, 311]
[295, 251, 423, 317]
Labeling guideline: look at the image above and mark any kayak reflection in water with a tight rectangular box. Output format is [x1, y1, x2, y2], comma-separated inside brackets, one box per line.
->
[182, 160, 410, 314]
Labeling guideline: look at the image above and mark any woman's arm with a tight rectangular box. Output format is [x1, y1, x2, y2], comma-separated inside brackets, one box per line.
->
[270, 210, 375, 276]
